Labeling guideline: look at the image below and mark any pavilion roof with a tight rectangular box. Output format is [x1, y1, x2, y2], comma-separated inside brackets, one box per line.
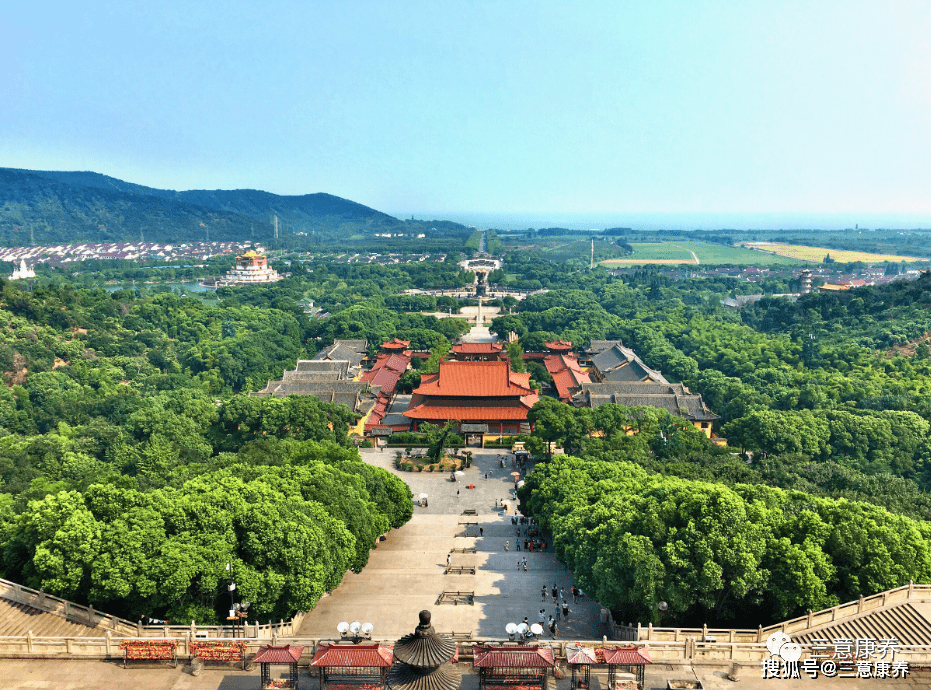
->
[412, 361, 534, 398]
[565, 646, 597, 665]
[450, 342, 503, 354]
[601, 646, 652, 666]
[254, 644, 305, 664]
[382, 338, 411, 350]
[311, 642, 394, 667]
[544, 340, 574, 351]
[472, 645, 555, 668]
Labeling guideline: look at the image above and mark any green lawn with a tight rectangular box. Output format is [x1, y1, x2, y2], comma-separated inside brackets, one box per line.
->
[601, 241, 807, 266]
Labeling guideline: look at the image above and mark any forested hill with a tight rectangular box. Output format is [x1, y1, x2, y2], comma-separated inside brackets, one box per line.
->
[0, 168, 441, 245]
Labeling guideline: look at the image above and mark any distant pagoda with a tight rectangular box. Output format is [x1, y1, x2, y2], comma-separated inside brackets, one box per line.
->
[217, 250, 281, 285]
[387, 610, 461, 690]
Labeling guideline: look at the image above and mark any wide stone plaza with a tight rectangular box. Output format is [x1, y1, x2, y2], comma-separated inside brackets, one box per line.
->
[295, 448, 603, 641]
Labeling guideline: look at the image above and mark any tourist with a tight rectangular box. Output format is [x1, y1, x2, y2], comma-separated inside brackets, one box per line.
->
[523, 559, 527, 572]
[524, 539, 528, 551]
[505, 541, 509, 551]
[541, 586, 547, 602]
[517, 560, 521, 571]
[516, 540, 521, 552]
[560, 587, 566, 601]
[479, 527, 484, 536]
[446, 554, 451, 566]
[549, 617, 558, 639]
[538, 609, 546, 625]
[562, 602, 569, 619]
[552, 585, 558, 602]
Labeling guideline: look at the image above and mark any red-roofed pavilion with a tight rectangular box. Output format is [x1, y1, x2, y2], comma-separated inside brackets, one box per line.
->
[404, 360, 538, 436]
[472, 644, 554, 690]
[311, 642, 394, 690]
[255, 644, 305, 689]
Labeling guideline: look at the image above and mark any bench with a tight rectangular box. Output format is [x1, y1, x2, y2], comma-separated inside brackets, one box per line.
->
[190, 640, 248, 670]
[119, 639, 179, 668]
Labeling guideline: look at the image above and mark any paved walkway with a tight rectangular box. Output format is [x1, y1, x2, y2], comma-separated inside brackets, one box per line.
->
[296, 449, 603, 641]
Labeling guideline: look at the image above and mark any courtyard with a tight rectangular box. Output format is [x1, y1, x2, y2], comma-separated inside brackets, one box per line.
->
[295, 448, 605, 641]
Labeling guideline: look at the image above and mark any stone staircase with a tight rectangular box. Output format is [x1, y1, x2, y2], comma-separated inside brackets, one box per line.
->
[0, 577, 137, 637]
[793, 602, 931, 647]
[0, 598, 113, 638]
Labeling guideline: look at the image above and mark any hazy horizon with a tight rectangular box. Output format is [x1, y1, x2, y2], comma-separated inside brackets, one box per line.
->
[396, 211, 931, 232]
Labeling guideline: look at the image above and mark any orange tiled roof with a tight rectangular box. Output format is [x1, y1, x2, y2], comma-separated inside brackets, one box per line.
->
[381, 338, 410, 350]
[544, 339, 574, 351]
[412, 360, 534, 397]
[404, 396, 538, 421]
[451, 342, 504, 354]
[544, 354, 591, 402]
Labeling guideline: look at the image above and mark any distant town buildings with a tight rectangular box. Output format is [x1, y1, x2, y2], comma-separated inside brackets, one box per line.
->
[0, 241, 251, 266]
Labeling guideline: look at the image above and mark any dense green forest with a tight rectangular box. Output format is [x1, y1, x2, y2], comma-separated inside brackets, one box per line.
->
[0, 277, 426, 624]
[2, 244, 931, 630]
[488, 257, 931, 626]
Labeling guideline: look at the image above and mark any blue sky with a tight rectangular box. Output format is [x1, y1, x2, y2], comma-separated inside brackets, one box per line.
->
[4, 1, 931, 223]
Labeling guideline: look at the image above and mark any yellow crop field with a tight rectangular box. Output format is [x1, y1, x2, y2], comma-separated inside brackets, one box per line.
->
[746, 243, 927, 264]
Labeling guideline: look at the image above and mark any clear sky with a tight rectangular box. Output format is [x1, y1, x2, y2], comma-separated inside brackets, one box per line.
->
[4, 1, 931, 223]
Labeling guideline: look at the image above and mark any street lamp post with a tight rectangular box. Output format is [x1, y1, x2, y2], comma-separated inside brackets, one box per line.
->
[337, 621, 374, 643]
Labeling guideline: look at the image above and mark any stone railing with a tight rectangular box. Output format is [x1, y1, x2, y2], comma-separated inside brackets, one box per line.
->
[0, 577, 307, 641]
[137, 611, 305, 639]
[610, 581, 931, 644]
[0, 578, 138, 636]
[3, 634, 931, 668]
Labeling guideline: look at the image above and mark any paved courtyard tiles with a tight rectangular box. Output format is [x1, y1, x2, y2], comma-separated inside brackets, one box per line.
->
[295, 449, 604, 641]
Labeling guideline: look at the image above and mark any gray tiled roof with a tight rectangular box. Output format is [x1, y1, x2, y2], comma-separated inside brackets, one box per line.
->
[314, 344, 365, 368]
[293, 359, 351, 378]
[591, 344, 669, 384]
[312, 339, 368, 368]
[587, 339, 624, 354]
[573, 382, 718, 421]
[575, 381, 691, 397]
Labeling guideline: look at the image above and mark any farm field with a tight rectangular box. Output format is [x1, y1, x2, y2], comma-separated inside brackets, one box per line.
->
[742, 243, 928, 264]
[601, 241, 806, 266]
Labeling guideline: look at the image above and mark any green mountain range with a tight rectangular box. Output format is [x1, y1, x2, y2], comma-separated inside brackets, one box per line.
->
[0, 168, 451, 245]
